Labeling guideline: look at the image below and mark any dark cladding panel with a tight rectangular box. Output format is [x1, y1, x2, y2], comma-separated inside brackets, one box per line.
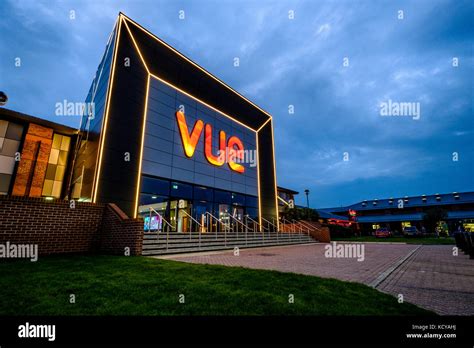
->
[95, 20, 149, 216]
[257, 121, 278, 220]
[125, 20, 270, 131]
[142, 78, 258, 197]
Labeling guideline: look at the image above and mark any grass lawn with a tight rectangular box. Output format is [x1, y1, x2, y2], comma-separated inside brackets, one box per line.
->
[0, 255, 433, 316]
[332, 236, 455, 245]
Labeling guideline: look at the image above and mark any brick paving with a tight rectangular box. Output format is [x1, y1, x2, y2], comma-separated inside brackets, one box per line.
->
[161, 243, 474, 315]
[377, 245, 474, 315]
[162, 243, 418, 284]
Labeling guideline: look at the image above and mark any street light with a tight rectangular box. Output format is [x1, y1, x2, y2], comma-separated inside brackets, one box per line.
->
[0, 91, 8, 106]
[304, 189, 310, 209]
[304, 189, 310, 219]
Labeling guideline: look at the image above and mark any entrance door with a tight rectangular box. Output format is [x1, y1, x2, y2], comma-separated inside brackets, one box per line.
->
[171, 199, 191, 232]
[232, 206, 244, 222]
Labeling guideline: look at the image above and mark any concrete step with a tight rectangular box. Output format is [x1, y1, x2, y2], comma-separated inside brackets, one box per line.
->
[143, 232, 307, 240]
[143, 234, 305, 243]
[143, 237, 314, 250]
[142, 239, 317, 256]
[143, 237, 312, 247]
[141, 230, 317, 255]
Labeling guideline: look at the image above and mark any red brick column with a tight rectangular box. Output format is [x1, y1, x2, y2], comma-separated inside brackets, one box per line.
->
[99, 203, 144, 255]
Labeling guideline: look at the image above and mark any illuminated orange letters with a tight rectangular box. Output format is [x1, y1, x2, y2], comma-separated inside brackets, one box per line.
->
[227, 136, 245, 173]
[176, 111, 245, 173]
[205, 124, 226, 166]
[176, 111, 204, 157]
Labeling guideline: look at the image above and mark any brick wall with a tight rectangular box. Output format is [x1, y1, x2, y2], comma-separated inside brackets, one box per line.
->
[100, 204, 144, 255]
[12, 123, 53, 197]
[0, 195, 143, 255]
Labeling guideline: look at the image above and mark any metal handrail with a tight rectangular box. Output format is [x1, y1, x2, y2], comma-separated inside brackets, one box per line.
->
[261, 217, 278, 232]
[298, 220, 321, 232]
[245, 215, 260, 236]
[149, 207, 175, 231]
[148, 207, 175, 251]
[225, 213, 246, 234]
[204, 212, 226, 236]
[180, 210, 202, 231]
[292, 219, 303, 233]
[179, 210, 203, 241]
[292, 219, 310, 234]
[281, 217, 292, 233]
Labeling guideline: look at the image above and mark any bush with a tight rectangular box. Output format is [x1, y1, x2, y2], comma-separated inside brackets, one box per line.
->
[284, 206, 319, 221]
[327, 224, 353, 238]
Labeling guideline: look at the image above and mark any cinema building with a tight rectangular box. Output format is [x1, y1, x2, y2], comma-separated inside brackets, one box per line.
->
[1, 13, 284, 235]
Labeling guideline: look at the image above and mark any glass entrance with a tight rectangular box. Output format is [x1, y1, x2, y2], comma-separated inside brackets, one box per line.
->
[169, 199, 192, 232]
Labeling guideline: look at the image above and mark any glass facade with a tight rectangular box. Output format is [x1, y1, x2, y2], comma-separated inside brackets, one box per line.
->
[0, 120, 23, 195]
[71, 26, 116, 200]
[138, 175, 259, 231]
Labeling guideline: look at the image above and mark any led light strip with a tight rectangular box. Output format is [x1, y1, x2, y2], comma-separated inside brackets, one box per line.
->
[121, 14, 273, 120]
[95, 13, 279, 226]
[92, 16, 123, 202]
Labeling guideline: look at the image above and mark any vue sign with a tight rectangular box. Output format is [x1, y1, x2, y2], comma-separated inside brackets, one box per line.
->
[176, 111, 245, 173]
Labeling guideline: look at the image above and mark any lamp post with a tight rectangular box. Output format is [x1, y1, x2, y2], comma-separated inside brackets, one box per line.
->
[0, 91, 8, 106]
[304, 189, 310, 219]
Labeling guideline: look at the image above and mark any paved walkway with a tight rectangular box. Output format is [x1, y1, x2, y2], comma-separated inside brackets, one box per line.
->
[377, 245, 474, 315]
[160, 243, 474, 315]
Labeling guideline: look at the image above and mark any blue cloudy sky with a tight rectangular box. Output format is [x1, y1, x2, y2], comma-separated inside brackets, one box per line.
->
[1, 0, 473, 208]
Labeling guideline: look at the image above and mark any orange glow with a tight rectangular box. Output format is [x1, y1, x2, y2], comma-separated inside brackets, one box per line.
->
[227, 136, 245, 173]
[205, 124, 225, 166]
[176, 111, 204, 157]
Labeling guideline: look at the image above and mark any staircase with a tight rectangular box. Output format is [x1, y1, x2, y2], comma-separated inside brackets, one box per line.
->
[142, 230, 317, 256]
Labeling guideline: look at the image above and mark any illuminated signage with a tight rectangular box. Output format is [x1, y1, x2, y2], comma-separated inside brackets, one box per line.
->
[176, 111, 245, 173]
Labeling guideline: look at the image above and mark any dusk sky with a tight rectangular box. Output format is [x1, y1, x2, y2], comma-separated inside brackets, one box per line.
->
[1, 0, 473, 208]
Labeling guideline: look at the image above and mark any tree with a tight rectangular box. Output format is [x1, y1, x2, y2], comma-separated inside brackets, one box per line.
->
[284, 206, 319, 221]
[422, 208, 447, 234]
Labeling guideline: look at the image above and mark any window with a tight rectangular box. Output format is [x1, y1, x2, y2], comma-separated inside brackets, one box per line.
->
[194, 186, 213, 201]
[231, 192, 245, 206]
[42, 133, 70, 198]
[0, 120, 23, 195]
[214, 189, 231, 204]
[245, 195, 258, 208]
[170, 181, 193, 199]
[141, 176, 170, 195]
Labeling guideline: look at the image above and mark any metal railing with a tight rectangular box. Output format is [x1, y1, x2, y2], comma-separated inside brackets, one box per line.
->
[225, 213, 247, 241]
[147, 207, 175, 233]
[179, 210, 202, 243]
[261, 217, 278, 232]
[204, 212, 228, 239]
[143, 208, 320, 254]
[147, 207, 175, 251]
[245, 215, 260, 239]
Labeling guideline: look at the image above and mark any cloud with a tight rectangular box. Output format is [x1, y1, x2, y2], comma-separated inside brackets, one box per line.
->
[1, 0, 473, 207]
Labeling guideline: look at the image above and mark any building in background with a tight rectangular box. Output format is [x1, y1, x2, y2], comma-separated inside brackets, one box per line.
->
[277, 186, 298, 217]
[320, 192, 474, 234]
